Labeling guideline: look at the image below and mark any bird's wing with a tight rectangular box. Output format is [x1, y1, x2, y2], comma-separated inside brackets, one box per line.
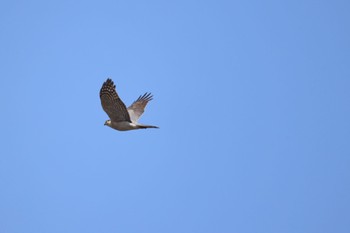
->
[127, 92, 153, 123]
[100, 79, 131, 122]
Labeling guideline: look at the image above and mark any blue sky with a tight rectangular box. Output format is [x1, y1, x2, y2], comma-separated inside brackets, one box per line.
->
[1, 0, 350, 232]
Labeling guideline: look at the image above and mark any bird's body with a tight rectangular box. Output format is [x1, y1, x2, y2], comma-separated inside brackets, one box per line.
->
[104, 120, 158, 131]
[100, 78, 158, 131]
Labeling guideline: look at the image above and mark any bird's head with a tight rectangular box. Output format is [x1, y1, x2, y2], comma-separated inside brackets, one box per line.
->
[104, 120, 112, 126]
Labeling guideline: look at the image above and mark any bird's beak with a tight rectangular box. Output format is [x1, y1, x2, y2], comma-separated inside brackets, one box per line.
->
[104, 122, 106, 126]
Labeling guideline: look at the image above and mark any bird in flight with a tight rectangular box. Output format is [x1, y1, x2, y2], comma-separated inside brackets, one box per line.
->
[100, 78, 159, 131]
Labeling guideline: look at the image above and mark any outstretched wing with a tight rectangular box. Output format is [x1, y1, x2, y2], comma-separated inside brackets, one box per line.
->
[127, 92, 153, 123]
[100, 79, 131, 122]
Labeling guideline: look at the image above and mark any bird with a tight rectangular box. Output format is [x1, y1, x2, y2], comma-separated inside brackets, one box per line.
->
[100, 78, 159, 131]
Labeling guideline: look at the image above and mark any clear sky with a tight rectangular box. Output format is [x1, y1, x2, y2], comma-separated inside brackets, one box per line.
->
[1, 0, 350, 232]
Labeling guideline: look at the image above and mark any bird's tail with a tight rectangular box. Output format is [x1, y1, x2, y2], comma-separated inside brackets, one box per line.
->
[137, 124, 159, 129]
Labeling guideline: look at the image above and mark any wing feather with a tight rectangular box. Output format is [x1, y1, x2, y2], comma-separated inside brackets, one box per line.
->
[100, 79, 131, 122]
[127, 92, 153, 123]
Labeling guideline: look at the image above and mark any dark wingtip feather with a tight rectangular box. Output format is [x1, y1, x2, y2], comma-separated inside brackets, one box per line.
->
[137, 92, 153, 102]
[104, 78, 115, 88]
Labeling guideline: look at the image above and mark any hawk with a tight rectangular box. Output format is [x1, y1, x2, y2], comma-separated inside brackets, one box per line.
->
[100, 78, 159, 131]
